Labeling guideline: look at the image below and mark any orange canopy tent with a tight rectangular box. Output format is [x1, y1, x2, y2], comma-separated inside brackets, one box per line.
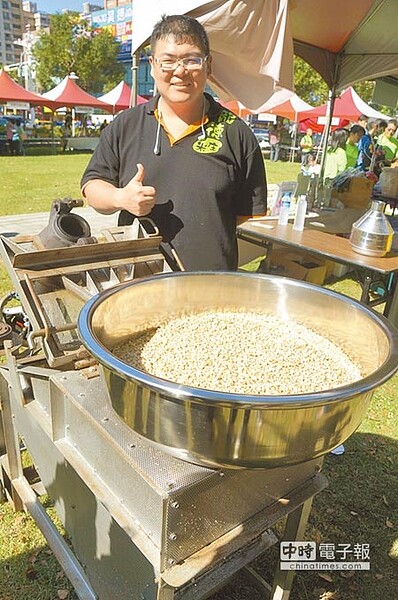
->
[257, 89, 313, 121]
[218, 99, 252, 119]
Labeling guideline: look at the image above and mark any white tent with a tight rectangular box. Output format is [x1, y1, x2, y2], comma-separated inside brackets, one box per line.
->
[132, 0, 294, 111]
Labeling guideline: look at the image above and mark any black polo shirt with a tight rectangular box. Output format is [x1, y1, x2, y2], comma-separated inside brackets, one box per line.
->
[81, 93, 267, 271]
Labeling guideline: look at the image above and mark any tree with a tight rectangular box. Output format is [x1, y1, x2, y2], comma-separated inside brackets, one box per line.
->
[293, 56, 394, 115]
[293, 56, 329, 105]
[33, 13, 124, 94]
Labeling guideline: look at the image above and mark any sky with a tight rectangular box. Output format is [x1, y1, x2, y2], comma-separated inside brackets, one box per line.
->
[37, 1, 87, 13]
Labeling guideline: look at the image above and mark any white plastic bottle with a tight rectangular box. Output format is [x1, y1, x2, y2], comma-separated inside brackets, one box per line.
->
[293, 194, 307, 231]
[278, 194, 291, 226]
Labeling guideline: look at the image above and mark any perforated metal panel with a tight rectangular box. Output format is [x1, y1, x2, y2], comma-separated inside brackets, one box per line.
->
[49, 371, 321, 570]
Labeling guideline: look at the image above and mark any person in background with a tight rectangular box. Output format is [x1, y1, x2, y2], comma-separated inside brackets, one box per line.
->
[8, 118, 24, 156]
[62, 114, 72, 152]
[356, 118, 386, 172]
[376, 120, 398, 165]
[15, 121, 26, 156]
[99, 119, 108, 133]
[301, 152, 320, 176]
[6, 119, 15, 155]
[81, 14, 267, 271]
[357, 114, 368, 130]
[345, 124, 365, 168]
[269, 125, 280, 161]
[323, 128, 349, 181]
[299, 127, 314, 165]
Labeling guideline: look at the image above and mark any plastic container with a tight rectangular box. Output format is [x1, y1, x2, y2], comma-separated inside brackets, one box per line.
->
[379, 168, 398, 197]
[350, 200, 394, 257]
[278, 194, 291, 226]
[293, 195, 307, 231]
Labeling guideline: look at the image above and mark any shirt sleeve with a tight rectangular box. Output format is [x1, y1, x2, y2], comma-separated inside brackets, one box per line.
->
[80, 124, 121, 191]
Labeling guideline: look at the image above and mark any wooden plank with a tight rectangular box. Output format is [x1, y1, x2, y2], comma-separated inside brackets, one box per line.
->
[14, 252, 166, 279]
[12, 236, 164, 270]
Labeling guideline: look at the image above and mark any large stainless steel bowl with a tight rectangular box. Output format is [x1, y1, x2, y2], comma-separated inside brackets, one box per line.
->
[77, 272, 398, 469]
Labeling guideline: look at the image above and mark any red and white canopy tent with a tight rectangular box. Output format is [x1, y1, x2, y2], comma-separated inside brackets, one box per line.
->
[41, 75, 112, 111]
[41, 75, 112, 135]
[97, 81, 147, 113]
[296, 86, 388, 132]
[0, 68, 57, 110]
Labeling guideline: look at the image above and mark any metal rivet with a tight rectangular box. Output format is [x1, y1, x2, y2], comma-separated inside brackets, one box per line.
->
[171, 501, 179, 509]
[169, 533, 177, 541]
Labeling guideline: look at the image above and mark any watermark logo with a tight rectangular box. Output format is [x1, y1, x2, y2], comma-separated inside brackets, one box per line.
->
[280, 542, 370, 571]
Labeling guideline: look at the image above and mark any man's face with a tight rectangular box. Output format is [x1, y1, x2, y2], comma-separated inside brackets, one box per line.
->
[150, 35, 211, 107]
[385, 124, 397, 138]
[354, 131, 364, 143]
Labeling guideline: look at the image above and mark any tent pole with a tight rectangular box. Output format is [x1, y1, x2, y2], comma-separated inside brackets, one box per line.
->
[51, 111, 55, 155]
[291, 112, 298, 163]
[71, 107, 76, 137]
[130, 51, 139, 108]
[319, 86, 337, 180]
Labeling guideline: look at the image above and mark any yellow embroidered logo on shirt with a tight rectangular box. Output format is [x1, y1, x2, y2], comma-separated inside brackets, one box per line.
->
[193, 110, 236, 154]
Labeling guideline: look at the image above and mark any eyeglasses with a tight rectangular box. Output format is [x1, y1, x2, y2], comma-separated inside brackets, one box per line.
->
[153, 56, 208, 71]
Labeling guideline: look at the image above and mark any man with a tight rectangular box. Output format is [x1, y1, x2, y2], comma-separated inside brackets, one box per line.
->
[299, 128, 314, 166]
[81, 14, 267, 271]
[357, 114, 368, 130]
[269, 125, 280, 161]
[356, 118, 385, 172]
[345, 124, 365, 168]
[377, 120, 398, 164]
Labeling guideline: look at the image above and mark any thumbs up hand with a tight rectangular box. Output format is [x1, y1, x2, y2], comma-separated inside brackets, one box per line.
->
[114, 163, 156, 216]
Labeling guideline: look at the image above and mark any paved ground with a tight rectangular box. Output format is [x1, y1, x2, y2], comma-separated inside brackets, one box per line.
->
[0, 207, 116, 239]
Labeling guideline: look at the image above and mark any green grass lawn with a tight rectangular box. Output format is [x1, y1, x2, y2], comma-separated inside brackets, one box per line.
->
[0, 154, 91, 216]
[0, 153, 301, 217]
[0, 154, 397, 600]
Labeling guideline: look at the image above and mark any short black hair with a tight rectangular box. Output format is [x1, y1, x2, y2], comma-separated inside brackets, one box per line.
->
[150, 14, 210, 56]
[350, 124, 365, 136]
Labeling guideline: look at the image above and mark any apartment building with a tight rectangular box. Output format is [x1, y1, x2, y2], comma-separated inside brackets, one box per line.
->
[103, 0, 130, 8]
[0, 0, 27, 65]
